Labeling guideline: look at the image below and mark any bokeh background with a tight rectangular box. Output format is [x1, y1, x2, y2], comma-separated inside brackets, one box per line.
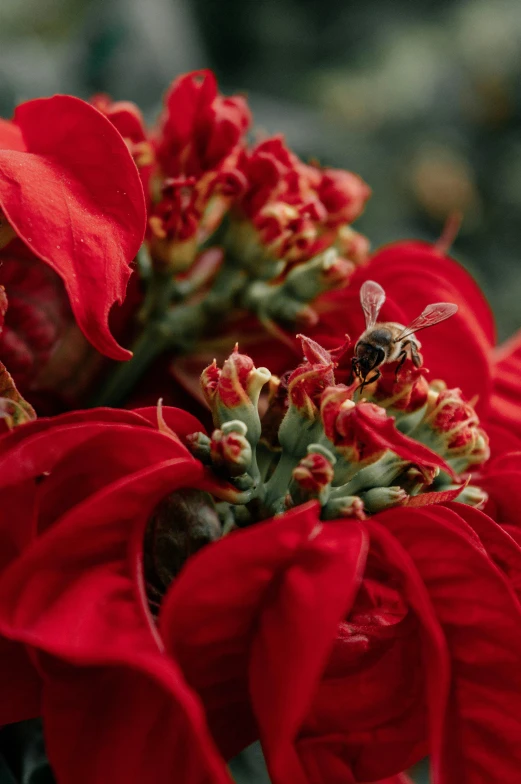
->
[0, 1, 519, 781]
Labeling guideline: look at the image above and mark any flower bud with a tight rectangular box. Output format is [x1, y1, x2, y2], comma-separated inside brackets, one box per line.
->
[201, 346, 270, 446]
[185, 430, 211, 463]
[455, 483, 488, 509]
[210, 421, 253, 477]
[322, 494, 366, 520]
[369, 361, 430, 413]
[336, 226, 370, 264]
[148, 177, 200, 272]
[422, 385, 489, 469]
[317, 168, 371, 227]
[360, 486, 408, 513]
[259, 373, 289, 451]
[0, 361, 36, 431]
[321, 385, 382, 465]
[288, 444, 336, 506]
[278, 339, 341, 456]
[282, 249, 354, 300]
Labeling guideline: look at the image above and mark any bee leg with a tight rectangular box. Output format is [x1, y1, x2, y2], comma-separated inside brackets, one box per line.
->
[360, 369, 381, 392]
[368, 370, 381, 384]
[395, 350, 408, 377]
[409, 344, 423, 368]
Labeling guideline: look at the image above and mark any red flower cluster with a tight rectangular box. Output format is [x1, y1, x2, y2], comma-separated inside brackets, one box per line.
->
[98, 70, 369, 280]
[232, 135, 370, 264]
[2, 69, 521, 784]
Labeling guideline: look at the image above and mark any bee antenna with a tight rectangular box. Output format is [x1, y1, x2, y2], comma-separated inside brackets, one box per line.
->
[435, 211, 463, 256]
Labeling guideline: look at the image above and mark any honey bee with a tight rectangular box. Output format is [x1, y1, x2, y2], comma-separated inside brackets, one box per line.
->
[351, 280, 458, 389]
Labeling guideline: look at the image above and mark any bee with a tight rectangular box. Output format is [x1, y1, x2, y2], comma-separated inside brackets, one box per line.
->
[351, 280, 458, 389]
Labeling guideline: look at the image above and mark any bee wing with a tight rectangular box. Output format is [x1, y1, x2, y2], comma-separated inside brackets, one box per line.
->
[397, 302, 458, 339]
[360, 280, 386, 328]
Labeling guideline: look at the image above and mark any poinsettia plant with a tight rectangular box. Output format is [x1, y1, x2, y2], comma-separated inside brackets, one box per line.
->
[1, 69, 521, 784]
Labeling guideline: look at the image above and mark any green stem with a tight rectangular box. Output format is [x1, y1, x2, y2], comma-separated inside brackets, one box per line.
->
[90, 322, 171, 407]
[263, 451, 299, 510]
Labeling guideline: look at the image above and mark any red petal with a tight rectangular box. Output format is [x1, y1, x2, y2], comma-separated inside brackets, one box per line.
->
[0, 458, 230, 784]
[445, 502, 521, 600]
[356, 404, 458, 479]
[0, 406, 154, 458]
[489, 329, 521, 440]
[161, 503, 368, 780]
[378, 504, 521, 783]
[0, 96, 146, 360]
[484, 421, 521, 460]
[0, 640, 41, 725]
[407, 485, 466, 506]
[248, 519, 368, 784]
[0, 417, 159, 488]
[480, 452, 521, 527]
[302, 517, 449, 782]
[34, 426, 195, 533]
[0, 118, 25, 151]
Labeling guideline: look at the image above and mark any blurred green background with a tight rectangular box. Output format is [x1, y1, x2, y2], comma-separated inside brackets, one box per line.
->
[1, 1, 520, 781]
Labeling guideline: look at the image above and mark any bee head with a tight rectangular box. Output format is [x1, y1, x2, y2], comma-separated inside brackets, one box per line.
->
[354, 342, 386, 377]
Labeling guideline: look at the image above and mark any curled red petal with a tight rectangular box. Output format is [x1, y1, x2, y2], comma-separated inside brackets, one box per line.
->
[0, 95, 147, 360]
[445, 502, 521, 601]
[35, 426, 197, 533]
[406, 484, 467, 507]
[356, 404, 458, 479]
[0, 407, 155, 458]
[378, 504, 521, 783]
[479, 452, 521, 527]
[161, 502, 369, 780]
[248, 517, 368, 784]
[489, 328, 521, 440]
[303, 517, 449, 781]
[0, 458, 230, 784]
[0, 416, 165, 489]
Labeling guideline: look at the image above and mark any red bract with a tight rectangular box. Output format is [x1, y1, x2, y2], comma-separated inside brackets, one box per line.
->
[92, 93, 155, 195]
[486, 329, 521, 455]
[160, 500, 521, 784]
[0, 95, 147, 361]
[0, 395, 519, 782]
[0, 405, 234, 784]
